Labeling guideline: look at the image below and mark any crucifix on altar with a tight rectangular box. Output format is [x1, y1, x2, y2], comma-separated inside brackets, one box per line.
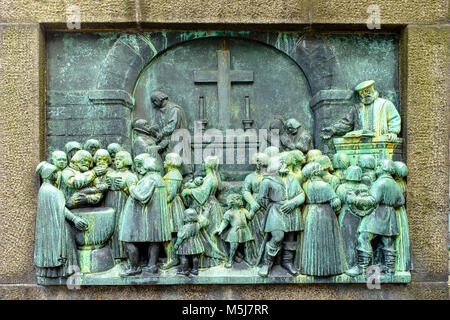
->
[194, 47, 254, 129]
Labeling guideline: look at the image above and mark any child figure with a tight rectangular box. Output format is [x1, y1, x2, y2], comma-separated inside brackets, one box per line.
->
[214, 194, 255, 268]
[184, 176, 204, 188]
[174, 208, 205, 276]
[358, 154, 377, 187]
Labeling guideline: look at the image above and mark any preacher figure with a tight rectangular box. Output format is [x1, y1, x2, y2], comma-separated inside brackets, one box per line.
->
[150, 91, 192, 178]
[322, 80, 401, 141]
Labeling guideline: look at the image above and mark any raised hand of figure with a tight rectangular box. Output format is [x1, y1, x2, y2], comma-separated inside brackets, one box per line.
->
[250, 202, 260, 213]
[213, 229, 222, 236]
[74, 217, 88, 230]
[94, 166, 107, 177]
[114, 177, 125, 190]
[321, 127, 334, 140]
[105, 176, 113, 188]
[181, 189, 191, 199]
[387, 133, 398, 142]
[280, 200, 296, 214]
[330, 197, 341, 212]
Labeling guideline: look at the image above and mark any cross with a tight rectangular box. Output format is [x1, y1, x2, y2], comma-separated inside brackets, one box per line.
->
[194, 50, 254, 128]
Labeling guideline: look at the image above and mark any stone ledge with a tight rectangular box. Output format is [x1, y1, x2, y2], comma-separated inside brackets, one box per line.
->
[0, 281, 447, 300]
[37, 263, 411, 286]
[0, 0, 447, 25]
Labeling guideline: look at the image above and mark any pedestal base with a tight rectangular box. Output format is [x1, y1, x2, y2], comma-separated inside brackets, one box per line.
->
[78, 246, 114, 274]
[333, 136, 403, 165]
[37, 262, 411, 285]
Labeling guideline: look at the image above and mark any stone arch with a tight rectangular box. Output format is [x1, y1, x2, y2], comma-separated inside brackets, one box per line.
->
[94, 32, 350, 152]
[95, 31, 347, 100]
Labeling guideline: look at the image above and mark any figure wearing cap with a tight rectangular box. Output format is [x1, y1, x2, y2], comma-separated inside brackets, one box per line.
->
[280, 118, 314, 153]
[83, 139, 102, 157]
[64, 141, 82, 163]
[34, 161, 88, 280]
[322, 80, 401, 141]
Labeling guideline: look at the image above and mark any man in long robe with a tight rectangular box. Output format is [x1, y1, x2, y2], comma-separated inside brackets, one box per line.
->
[257, 156, 305, 277]
[34, 162, 88, 280]
[150, 91, 192, 178]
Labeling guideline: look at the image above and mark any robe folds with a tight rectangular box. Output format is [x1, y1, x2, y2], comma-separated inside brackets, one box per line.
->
[394, 178, 413, 271]
[258, 174, 304, 233]
[331, 92, 401, 137]
[119, 172, 171, 243]
[34, 182, 79, 278]
[176, 222, 204, 256]
[188, 172, 227, 267]
[164, 169, 185, 233]
[242, 171, 266, 249]
[104, 168, 138, 259]
[336, 182, 375, 268]
[300, 177, 347, 276]
[358, 174, 404, 236]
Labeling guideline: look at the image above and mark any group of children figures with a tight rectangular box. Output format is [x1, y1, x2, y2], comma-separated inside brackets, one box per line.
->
[34, 137, 412, 280]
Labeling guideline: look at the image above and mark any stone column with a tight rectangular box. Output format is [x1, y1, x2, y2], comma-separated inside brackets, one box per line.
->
[0, 24, 45, 284]
[403, 26, 449, 284]
[309, 89, 353, 154]
[46, 89, 134, 156]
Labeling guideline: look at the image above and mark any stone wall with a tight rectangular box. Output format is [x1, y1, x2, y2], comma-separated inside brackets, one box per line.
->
[0, 0, 448, 299]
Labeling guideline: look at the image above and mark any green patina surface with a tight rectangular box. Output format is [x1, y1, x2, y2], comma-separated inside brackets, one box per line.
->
[38, 30, 408, 286]
[45, 31, 399, 158]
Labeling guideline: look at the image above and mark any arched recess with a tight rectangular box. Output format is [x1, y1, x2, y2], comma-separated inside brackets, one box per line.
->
[93, 31, 351, 152]
[94, 31, 347, 101]
[133, 37, 314, 133]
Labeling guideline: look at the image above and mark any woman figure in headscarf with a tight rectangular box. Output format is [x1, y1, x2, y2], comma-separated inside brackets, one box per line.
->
[104, 151, 138, 265]
[182, 156, 226, 268]
[34, 161, 88, 281]
[299, 162, 347, 276]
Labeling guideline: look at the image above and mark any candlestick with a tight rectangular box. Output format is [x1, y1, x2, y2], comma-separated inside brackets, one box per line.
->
[244, 95, 250, 119]
[199, 96, 205, 119]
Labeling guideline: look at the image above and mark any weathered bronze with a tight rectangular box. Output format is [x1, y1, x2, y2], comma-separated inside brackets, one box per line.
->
[37, 29, 410, 285]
